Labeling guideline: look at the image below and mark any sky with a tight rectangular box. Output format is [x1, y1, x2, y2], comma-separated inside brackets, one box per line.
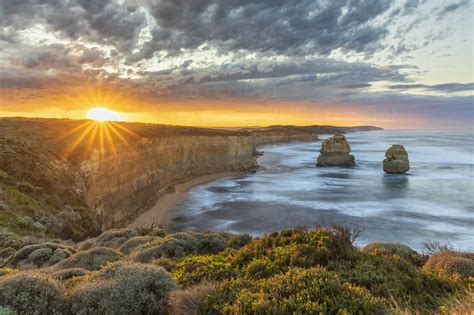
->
[0, 0, 473, 128]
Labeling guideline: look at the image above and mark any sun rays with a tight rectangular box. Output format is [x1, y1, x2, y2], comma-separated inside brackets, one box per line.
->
[58, 120, 140, 160]
[87, 107, 125, 122]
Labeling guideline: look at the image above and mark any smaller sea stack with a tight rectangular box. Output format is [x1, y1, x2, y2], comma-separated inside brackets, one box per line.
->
[316, 134, 355, 167]
[383, 144, 410, 174]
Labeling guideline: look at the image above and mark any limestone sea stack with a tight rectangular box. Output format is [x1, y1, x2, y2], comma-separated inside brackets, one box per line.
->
[316, 134, 355, 167]
[383, 144, 410, 174]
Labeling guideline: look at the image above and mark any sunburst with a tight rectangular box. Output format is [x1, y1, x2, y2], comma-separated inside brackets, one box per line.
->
[57, 119, 140, 160]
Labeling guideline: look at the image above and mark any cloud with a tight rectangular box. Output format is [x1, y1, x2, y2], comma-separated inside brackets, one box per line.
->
[139, 0, 392, 58]
[388, 82, 474, 93]
[437, 0, 471, 19]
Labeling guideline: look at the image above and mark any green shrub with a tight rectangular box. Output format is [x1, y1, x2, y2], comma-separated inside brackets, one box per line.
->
[0, 273, 66, 314]
[0, 306, 14, 315]
[118, 236, 159, 254]
[3, 242, 74, 269]
[172, 255, 237, 287]
[228, 227, 346, 277]
[93, 228, 139, 249]
[153, 256, 176, 271]
[0, 232, 24, 259]
[54, 247, 123, 271]
[243, 256, 278, 279]
[226, 234, 252, 249]
[328, 250, 462, 311]
[52, 268, 89, 280]
[363, 242, 425, 266]
[69, 261, 178, 314]
[204, 266, 387, 314]
[132, 232, 228, 263]
[423, 250, 474, 277]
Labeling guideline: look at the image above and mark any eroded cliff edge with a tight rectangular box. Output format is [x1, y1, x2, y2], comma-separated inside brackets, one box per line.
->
[81, 135, 257, 229]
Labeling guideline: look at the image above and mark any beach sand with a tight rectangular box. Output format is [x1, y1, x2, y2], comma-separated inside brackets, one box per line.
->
[128, 171, 240, 229]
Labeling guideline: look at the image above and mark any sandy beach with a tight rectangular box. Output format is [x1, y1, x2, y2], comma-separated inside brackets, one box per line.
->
[128, 171, 240, 229]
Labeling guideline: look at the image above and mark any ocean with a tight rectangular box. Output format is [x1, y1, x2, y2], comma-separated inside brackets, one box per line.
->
[168, 130, 474, 251]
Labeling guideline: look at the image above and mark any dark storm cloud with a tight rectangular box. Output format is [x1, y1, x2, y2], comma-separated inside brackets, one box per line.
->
[127, 57, 412, 102]
[389, 82, 474, 93]
[402, 0, 425, 15]
[0, 0, 146, 53]
[139, 0, 392, 58]
[437, 0, 471, 19]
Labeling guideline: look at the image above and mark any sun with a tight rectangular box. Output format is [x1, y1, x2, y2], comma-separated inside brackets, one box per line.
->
[86, 107, 124, 122]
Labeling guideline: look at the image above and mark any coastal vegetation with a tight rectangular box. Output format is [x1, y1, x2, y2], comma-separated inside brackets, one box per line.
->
[0, 226, 472, 314]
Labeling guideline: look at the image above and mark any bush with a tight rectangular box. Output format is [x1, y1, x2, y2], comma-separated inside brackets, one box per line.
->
[243, 257, 278, 279]
[69, 261, 178, 314]
[52, 268, 89, 280]
[423, 250, 474, 277]
[0, 232, 24, 259]
[0, 268, 15, 277]
[363, 242, 424, 266]
[328, 250, 462, 311]
[54, 247, 123, 271]
[118, 236, 159, 254]
[226, 234, 252, 249]
[228, 227, 346, 277]
[93, 229, 139, 249]
[169, 283, 216, 315]
[172, 255, 237, 287]
[132, 232, 228, 263]
[3, 242, 74, 269]
[204, 266, 387, 314]
[0, 306, 14, 315]
[0, 273, 66, 314]
[153, 257, 176, 271]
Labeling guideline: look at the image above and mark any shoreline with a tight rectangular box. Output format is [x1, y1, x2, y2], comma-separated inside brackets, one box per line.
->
[128, 171, 241, 229]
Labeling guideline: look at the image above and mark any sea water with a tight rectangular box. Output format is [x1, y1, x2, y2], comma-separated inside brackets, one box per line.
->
[168, 130, 474, 251]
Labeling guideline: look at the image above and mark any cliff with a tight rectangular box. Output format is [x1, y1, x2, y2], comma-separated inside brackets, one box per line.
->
[0, 118, 256, 240]
[241, 124, 382, 145]
[81, 135, 256, 229]
[247, 126, 319, 146]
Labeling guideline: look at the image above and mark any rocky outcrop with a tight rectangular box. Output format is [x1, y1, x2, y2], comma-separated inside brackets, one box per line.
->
[383, 145, 409, 174]
[316, 134, 355, 167]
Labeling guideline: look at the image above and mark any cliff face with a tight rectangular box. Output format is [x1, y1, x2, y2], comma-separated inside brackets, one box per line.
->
[251, 131, 318, 146]
[0, 118, 256, 238]
[80, 135, 256, 229]
[243, 124, 383, 146]
[246, 126, 319, 146]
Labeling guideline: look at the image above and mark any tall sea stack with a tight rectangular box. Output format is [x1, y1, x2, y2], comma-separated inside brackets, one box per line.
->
[383, 144, 410, 174]
[316, 134, 355, 167]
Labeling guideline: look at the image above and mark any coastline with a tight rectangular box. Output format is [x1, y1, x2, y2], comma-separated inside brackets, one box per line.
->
[128, 171, 241, 229]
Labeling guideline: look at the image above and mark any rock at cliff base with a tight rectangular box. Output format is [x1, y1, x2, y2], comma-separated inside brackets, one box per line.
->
[383, 145, 409, 174]
[316, 134, 355, 167]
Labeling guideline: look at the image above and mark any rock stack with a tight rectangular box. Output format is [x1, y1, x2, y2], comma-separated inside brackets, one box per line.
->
[316, 134, 355, 167]
[383, 145, 409, 174]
